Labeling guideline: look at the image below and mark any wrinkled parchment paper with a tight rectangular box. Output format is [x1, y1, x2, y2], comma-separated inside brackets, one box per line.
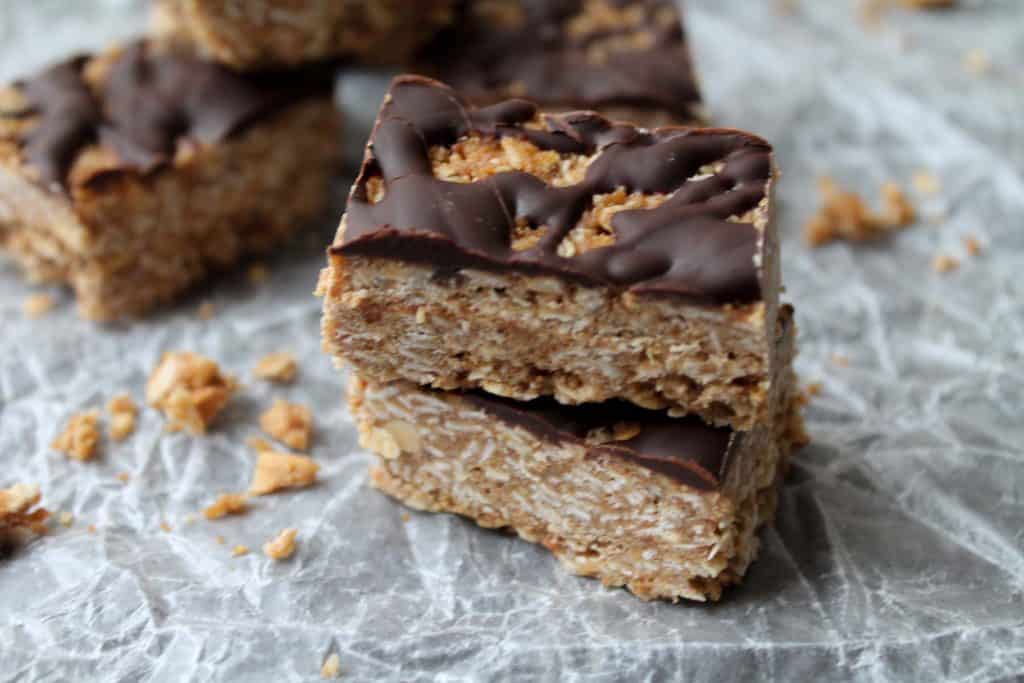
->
[2, 1, 1023, 680]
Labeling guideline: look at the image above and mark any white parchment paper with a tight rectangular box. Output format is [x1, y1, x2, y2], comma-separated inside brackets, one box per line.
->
[1, 1, 1023, 680]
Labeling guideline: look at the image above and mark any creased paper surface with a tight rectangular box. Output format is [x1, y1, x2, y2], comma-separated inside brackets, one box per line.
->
[1, 1, 1023, 681]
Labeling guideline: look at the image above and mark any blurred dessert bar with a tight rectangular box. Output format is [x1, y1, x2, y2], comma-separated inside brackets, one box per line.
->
[319, 76, 780, 430]
[417, 0, 705, 126]
[348, 307, 803, 602]
[0, 41, 340, 321]
[153, 0, 455, 69]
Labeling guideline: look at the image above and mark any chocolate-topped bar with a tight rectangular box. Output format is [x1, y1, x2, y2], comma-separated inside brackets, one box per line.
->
[319, 76, 781, 430]
[417, 0, 705, 126]
[153, 0, 455, 70]
[0, 42, 340, 320]
[349, 307, 805, 602]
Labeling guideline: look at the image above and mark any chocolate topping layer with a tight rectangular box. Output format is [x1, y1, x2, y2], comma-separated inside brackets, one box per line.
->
[461, 391, 736, 491]
[12, 42, 336, 191]
[338, 76, 773, 304]
[419, 0, 702, 122]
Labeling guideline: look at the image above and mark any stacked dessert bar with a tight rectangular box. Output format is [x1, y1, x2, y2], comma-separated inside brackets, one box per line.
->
[319, 75, 806, 602]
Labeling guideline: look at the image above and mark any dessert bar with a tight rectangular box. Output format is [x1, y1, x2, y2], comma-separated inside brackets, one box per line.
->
[0, 41, 340, 320]
[418, 0, 705, 126]
[154, 0, 455, 70]
[320, 76, 780, 430]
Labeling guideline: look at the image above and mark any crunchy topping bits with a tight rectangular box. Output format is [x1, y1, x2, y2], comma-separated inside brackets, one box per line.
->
[232, 544, 250, 557]
[911, 170, 941, 195]
[431, 133, 590, 187]
[247, 436, 275, 453]
[932, 254, 960, 273]
[197, 302, 216, 320]
[260, 400, 314, 451]
[321, 653, 341, 679]
[215, 535, 226, 545]
[203, 493, 249, 520]
[52, 411, 101, 461]
[0, 484, 49, 536]
[160, 521, 173, 533]
[146, 352, 236, 435]
[805, 382, 824, 398]
[107, 394, 138, 441]
[23, 293, 55, 318]
[557, 188, 668, 257]
[116, 472, 131, 484]
[963, 49, 991, 75]
[59, 511, 74, 528]
[263, 528, 298, 560]
[249, 449, 319, 496]
[248, 263, 269, 284]
[963, 235, 982, 256]
[804, 177, 916, 247]
[254, 352, 298, 383]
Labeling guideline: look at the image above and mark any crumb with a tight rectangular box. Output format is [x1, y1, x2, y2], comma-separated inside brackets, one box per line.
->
[203, 493, 249, 520]
[254, 352, 298, 383]
[117, 472, 131, 484]
[184, 514, 197, 525]
[160, 521, 173, 533]
[249, 449, 319, 496]
[963, 235, 982, 256]
[248, 263, 269, 284]
[900, 0, 955, 7]
[400, 512, 411, 523]
[197, 301, 216, 320]
[107, 394, 138, 441]
[774, 0, 797, 15]
[804, 382, 823, 397]
[23, 293, 55, 319]
[260, 400, 314, 451]
[52, 411, 101, 461]
[805, 177, 916, 247]
[247, 436, 275, 452]
[321, 653, 341, 679]
[146, 352, 237, 435]
[830, 354, 851, 367]
[963, 49, 991, 75]
[87, 524, 97, 534]
[215, 535, 226, 545]
[232, 544, 250, 557]
[263, 528, 298, 560]
[911, 170, 941, 195]
[0, 484, 49, 538]
[59, 511, 74, 528]
[932, 253, 959, 273]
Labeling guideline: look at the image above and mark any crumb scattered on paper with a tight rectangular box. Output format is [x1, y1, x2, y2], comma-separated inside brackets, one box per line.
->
[52, 411, 101, 461]
[232, 545, 250, 557]
[87, 524, 97, 534]
[804, 382, 823, 398]
[831, 354, 851, 367]
[963, 235, 982, 256]
[58, 511, 74, 528]
[963, 49, 991, 75]
[805, 178, 916, 246]
[321, 653, 341, 679]
[0, 484, 49, 537]
[249, 449, 319, 496]
[260, 400, 314, 451]
[911, 170, 941, 195]
[254, 352, 298, 383]
[215, 535, 226, 545]
[160, 521, 173, 533]
[203, 493, 249, 521]
[107, 395, 138, 441]
[116, 472, 131, 484]
[263, 528, 298, 560]
[23, 293, 54, 319]
[146, 352, 237, 435]
[932, 253, 959, 273]
[400, 512, 411, 523]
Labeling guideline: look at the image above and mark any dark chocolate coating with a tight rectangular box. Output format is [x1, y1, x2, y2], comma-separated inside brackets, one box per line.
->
[338, 76, 772, 304]
[419, 0, 702, 122]
[13, 42, 337, 191]
[461, 391, 736, 491]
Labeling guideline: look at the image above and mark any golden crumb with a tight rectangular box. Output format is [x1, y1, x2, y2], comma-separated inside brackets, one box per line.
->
[215, 535, 226, 545]
[232, 544, 250, 557]
[830, 354, 851, 367]
[52, 411, 101, 461]
[774, 0, 797, 15]
[116, 472, 131, 484]
[963, 49, 991, 75]
[248, 263, 269, 284]
[203, 493, 249, 520]
[321, 653, 341, 679]
[263, 528, 298, 560]
[197, 302, 216, 320]
[184, 514, 197, 525]
[260, 400, 314, 451]
[804, 177, 916, 247]
[146, 352, 237, 435]
[160, 521, 173, 533]
[0, 484, 49, 537]
[107, 394, 138, 441]
[59, 511, 74, 528]
[805, 382, 824, 397]
[400, 512, 411, 523]
[254, 352, 298, 383]
[911, 170, 942, 195]
[932, 253, 960, 273]
[23, 293, 55, 319]
[87, 524, 97, 534]
[900, 0, 955, 7]
[963, 235, 982, 256]
[247, 436, 275, 452]
[249, 449, 319, 496]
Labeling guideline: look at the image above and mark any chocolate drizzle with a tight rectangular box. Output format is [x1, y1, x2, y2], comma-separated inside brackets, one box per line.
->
[461, 391, 736, 491]
[420, 0, 702, 122]
[338, 76, 773, 304]
[13, 42, 337, 191]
